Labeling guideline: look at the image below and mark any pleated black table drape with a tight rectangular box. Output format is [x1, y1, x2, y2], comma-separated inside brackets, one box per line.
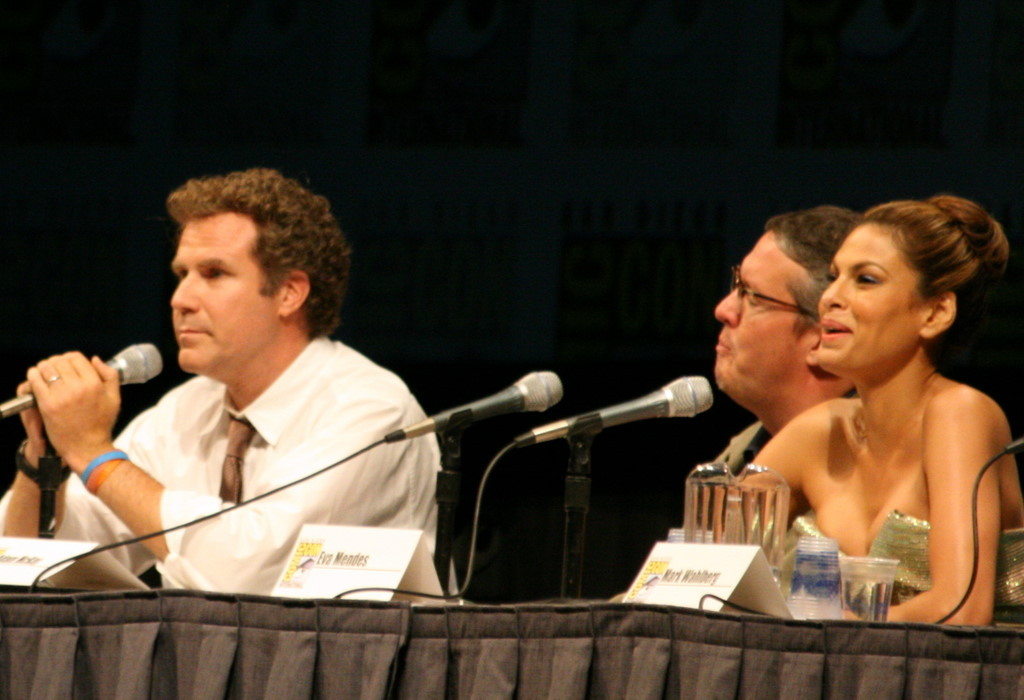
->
[0, 589, 1022, 699]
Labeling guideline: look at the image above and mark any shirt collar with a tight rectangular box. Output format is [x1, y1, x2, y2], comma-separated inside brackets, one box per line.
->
[742, 424, 772, 466]
[200, 338, 332, 447]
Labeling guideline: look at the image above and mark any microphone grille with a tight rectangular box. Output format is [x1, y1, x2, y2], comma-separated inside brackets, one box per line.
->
[517, 371, 564, 412]
[665, 376, 713, 417]
[112, 343, 164, 385]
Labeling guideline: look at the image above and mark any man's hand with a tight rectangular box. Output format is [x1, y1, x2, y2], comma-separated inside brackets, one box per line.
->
[16, 378, 47, 470]
[25, 352, 121, 472]
[18, 352, 168, 558]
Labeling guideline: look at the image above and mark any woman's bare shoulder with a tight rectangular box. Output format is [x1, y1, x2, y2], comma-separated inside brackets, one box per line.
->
[924, 378, 1012, 454]
[760, 397, 858, 463]
[926, 379, 1008, 426]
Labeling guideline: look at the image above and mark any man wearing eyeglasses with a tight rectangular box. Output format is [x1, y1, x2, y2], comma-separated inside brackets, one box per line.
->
[713, 206, 861, 471]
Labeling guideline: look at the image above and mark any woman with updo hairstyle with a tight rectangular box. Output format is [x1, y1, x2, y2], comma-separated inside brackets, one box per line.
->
[755, 194, 1024, 625]
[867, 195, 1010, 366]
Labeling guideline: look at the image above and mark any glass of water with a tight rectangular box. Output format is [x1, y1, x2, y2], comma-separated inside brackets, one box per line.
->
[839, 555, 899, 622]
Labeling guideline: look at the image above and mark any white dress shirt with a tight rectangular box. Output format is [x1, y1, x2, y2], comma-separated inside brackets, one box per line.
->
[1, 338, 440, 594]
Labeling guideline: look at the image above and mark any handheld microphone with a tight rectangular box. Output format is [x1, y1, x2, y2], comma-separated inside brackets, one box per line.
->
[513, 375, 713, 448]
[384, 371, 564, 442]
[0, 343, 164, 419]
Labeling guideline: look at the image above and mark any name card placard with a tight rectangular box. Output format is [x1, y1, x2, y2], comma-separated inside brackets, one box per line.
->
[623, 542, 792, 618]
[0, 536, 98, 587]
[272, 524, 443, 603]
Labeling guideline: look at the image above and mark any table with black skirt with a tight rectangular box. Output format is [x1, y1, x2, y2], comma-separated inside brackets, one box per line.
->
[0, 589, 1020, 698]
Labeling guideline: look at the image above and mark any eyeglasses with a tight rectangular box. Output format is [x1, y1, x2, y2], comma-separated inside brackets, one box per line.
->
[731, 265, 811, 316]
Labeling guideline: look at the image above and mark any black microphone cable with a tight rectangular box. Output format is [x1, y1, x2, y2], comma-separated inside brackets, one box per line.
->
[335, 441, 518, 603]
[698, 594, 768, 616]
[29, 438, 389, 591]
[932, 443, 1013, 625]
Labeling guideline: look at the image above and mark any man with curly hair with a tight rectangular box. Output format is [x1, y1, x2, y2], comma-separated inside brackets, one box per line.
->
[0, 168, 440, 594]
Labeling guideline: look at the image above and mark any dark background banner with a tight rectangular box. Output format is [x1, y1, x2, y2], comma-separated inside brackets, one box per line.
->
[1, 0, 1023, 602]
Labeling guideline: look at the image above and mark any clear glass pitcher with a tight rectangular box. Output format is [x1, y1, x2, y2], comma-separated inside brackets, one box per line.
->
[683, 462, 790, 581]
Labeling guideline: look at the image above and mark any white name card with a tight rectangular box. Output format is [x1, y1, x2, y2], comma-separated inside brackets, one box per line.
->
[271, 524, 443, 603]
[0, 537, 99, 587]
[623, 542, 792, 618]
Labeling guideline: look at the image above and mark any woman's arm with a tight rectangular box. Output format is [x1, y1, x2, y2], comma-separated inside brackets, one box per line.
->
[888, 385, 1014, 625]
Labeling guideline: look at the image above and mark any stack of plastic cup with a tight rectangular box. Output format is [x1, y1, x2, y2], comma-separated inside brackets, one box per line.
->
[787, 536, 842, 620]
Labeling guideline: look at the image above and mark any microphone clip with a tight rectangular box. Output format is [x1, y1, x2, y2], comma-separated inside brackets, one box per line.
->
[562, 423, 599, 600]
[433, 407, 474, 595]
[437, 408, 474, 472]
[564, 412, 604, 446]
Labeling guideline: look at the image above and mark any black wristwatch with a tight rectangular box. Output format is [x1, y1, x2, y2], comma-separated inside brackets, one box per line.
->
[15, 440, 71, 486]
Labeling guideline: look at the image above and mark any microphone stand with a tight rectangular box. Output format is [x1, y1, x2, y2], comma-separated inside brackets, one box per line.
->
[37, 440, 62, 539]
[561, 414, 602, 599]
[433, 409, 473, 594]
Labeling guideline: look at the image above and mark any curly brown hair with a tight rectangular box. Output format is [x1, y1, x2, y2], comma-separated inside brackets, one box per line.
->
[166, 168, 351, 338]
[863, 194, 1009, 364]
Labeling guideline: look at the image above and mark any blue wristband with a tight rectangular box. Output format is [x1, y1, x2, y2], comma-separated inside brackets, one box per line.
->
[81, 450, 129, 485]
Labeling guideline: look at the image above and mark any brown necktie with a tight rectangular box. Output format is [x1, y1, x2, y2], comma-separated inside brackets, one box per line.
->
[220, 416, 255, 503]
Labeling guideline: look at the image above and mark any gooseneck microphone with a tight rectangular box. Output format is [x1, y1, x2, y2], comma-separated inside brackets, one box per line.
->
[385, 371, 564, 442]
[513, 375, 713, 447]
[0, 343, 164, 419]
